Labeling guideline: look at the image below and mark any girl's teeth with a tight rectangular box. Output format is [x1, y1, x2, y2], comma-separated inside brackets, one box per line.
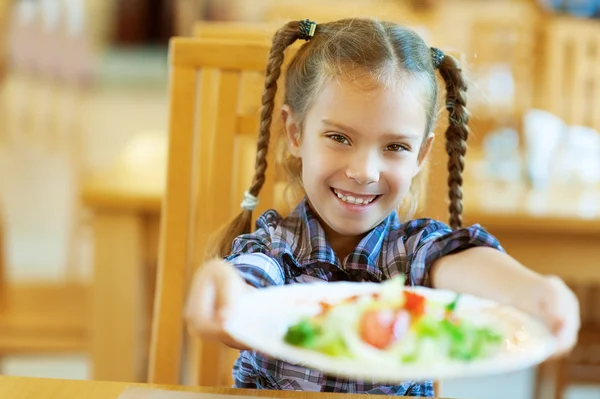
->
[334, 190, 376, 205]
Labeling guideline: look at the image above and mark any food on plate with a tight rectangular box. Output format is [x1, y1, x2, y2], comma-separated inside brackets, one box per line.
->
[284, 277, 503, 363]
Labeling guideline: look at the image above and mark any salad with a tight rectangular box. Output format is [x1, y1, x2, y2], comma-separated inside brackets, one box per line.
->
[284, 277, 503, 364]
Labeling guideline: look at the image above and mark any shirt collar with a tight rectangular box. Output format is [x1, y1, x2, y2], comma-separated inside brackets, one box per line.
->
[275, 197, 400, 275]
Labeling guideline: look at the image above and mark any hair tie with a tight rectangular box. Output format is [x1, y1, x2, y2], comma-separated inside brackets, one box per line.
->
[298, 19, 317, 41]
[240, 190, 259, 211]
[431, 47, 445, 69]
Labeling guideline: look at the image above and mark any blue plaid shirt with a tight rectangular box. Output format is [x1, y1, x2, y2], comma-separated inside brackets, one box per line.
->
[227, 198, 503, 396]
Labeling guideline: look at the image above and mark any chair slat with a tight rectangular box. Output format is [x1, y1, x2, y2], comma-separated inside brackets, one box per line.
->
[148, 65, 198, 384]
[171, 38, 271, 72]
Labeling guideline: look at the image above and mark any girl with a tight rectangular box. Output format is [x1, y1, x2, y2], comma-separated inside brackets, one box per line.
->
[185, 18, 579, 396]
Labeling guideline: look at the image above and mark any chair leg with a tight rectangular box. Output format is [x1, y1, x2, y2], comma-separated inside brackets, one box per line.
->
[0, 211, 6, 308]
[533, 361, 549, 399]
[553, 359, 567, 399]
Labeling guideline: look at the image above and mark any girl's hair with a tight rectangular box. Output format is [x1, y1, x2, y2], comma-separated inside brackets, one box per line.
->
[214, 18, 469, 258]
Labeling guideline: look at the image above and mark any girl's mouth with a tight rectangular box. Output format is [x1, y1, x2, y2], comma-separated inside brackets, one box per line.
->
[331, 188, 381, 206]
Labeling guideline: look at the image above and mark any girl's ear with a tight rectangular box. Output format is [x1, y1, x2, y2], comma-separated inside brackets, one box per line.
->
[282, 104, 301, 157]
[415, 133, 435, 174]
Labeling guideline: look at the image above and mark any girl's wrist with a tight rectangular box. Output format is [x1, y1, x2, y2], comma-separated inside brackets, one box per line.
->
[508, 272, 549, 316]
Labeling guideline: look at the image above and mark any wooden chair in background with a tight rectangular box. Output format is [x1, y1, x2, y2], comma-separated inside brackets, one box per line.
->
[534, 281, 600, 399]
[0, 206, 87, 365]
[0, 211, 5, 301]
[148, 37, 285, 388]
[0, 0, 89, 370]
[193, 20, 279, 42]
[538, 15, 600, 132]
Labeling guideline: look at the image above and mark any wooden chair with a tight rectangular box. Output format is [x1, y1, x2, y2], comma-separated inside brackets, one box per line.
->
[538, 15, 600, 132]
[149, 34, 453, 395]
[534, 281, 600, 399]
[148, 37, 283, 388]
[193, 21, 279, 43]
[0, 208, 87, 362]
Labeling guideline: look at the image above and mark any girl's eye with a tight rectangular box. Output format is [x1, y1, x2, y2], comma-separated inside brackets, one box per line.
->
[385, 144, 408, 152]
[328, 134, 350, 145]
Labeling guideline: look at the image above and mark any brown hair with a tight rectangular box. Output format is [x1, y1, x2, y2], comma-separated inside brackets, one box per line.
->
[215, 18, 469, 258]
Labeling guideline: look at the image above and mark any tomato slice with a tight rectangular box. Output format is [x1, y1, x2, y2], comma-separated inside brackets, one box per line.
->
[403, 291, 425, 317]
[359, 309, 411, 349]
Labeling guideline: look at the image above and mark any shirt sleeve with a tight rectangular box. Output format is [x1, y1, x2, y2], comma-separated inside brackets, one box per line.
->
[403, 219, 504, 287]
[225, 229, 286, 289]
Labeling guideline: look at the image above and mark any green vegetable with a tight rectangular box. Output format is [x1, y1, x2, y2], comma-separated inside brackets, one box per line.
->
[284, 318, 352, 358]
[284, 319, 321, 348]
[315, 335, 351, 357]
[401, 352, 418, 363]
[440, 319, 502, 361]
[414, 316, 442, 338]
[445, 294, 461, 313]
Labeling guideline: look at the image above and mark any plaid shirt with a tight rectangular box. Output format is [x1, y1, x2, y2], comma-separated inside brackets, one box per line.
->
[227, 198, 503, 396]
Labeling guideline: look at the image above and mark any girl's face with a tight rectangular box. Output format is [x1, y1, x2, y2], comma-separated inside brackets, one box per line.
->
[283, 73, 433, 237]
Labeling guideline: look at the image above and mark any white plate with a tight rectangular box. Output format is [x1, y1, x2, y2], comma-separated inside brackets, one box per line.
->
[223, 281, 557, 382]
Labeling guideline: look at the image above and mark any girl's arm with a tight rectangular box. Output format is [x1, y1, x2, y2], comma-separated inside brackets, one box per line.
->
[185, 258, 254, 351]
[430, 247, 544, 312]
[430, 246, 580, 355]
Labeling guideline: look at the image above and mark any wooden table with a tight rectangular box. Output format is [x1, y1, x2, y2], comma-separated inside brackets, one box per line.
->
[82, 133, 165, 383]
[81, 133, 600, 383]
[463, 161, 600, 284]
[0, 376, 459, 399]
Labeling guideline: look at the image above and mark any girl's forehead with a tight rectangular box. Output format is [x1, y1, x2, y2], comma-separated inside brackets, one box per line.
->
[300, 76, 428, 140]
[311, 73, 428, 121]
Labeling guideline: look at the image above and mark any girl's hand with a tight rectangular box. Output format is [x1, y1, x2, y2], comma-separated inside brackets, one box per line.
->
[185, 258, 253, 350]
[520, 275, 580, 357]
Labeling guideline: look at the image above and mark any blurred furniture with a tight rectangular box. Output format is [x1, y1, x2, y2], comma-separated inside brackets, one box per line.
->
[538, 15, 600, 131]
[533, 282, 600, 399]
[175, 0, 203, 35]
[462, 149, 600, 283]
[1, 375, 464, 399]
[454, 2, 541, 122]
[0, 283, 87, 357]
[148, 37, 284, 388]
[0, 0, 93, 368]
[81, 132, 166, 383]
[193, 20, 278, 42]
[0, 0, 10, 83]
[0, 212, 5, 295]
[0, 203, 87, 362]
[264, 0, 438, 27]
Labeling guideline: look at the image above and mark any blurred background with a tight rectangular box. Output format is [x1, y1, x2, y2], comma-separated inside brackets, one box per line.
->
[0, 1, 599, 398]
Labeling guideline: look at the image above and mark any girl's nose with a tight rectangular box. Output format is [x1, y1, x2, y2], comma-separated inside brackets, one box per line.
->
[345, 152, 380, 185]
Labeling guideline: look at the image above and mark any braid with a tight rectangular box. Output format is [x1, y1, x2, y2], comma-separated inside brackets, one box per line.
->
[248, 23, 299, 196]
[437, 54, 469, 230]
[214, 22, 299, 258]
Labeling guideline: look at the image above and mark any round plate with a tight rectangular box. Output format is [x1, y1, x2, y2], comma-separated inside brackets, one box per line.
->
[223, 281, 556, 382]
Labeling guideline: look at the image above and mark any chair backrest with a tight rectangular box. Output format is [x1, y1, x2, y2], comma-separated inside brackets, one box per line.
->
[193, 21, 279, 43]
[148, 37, 289, 386]
[539, 16, 600, 131]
